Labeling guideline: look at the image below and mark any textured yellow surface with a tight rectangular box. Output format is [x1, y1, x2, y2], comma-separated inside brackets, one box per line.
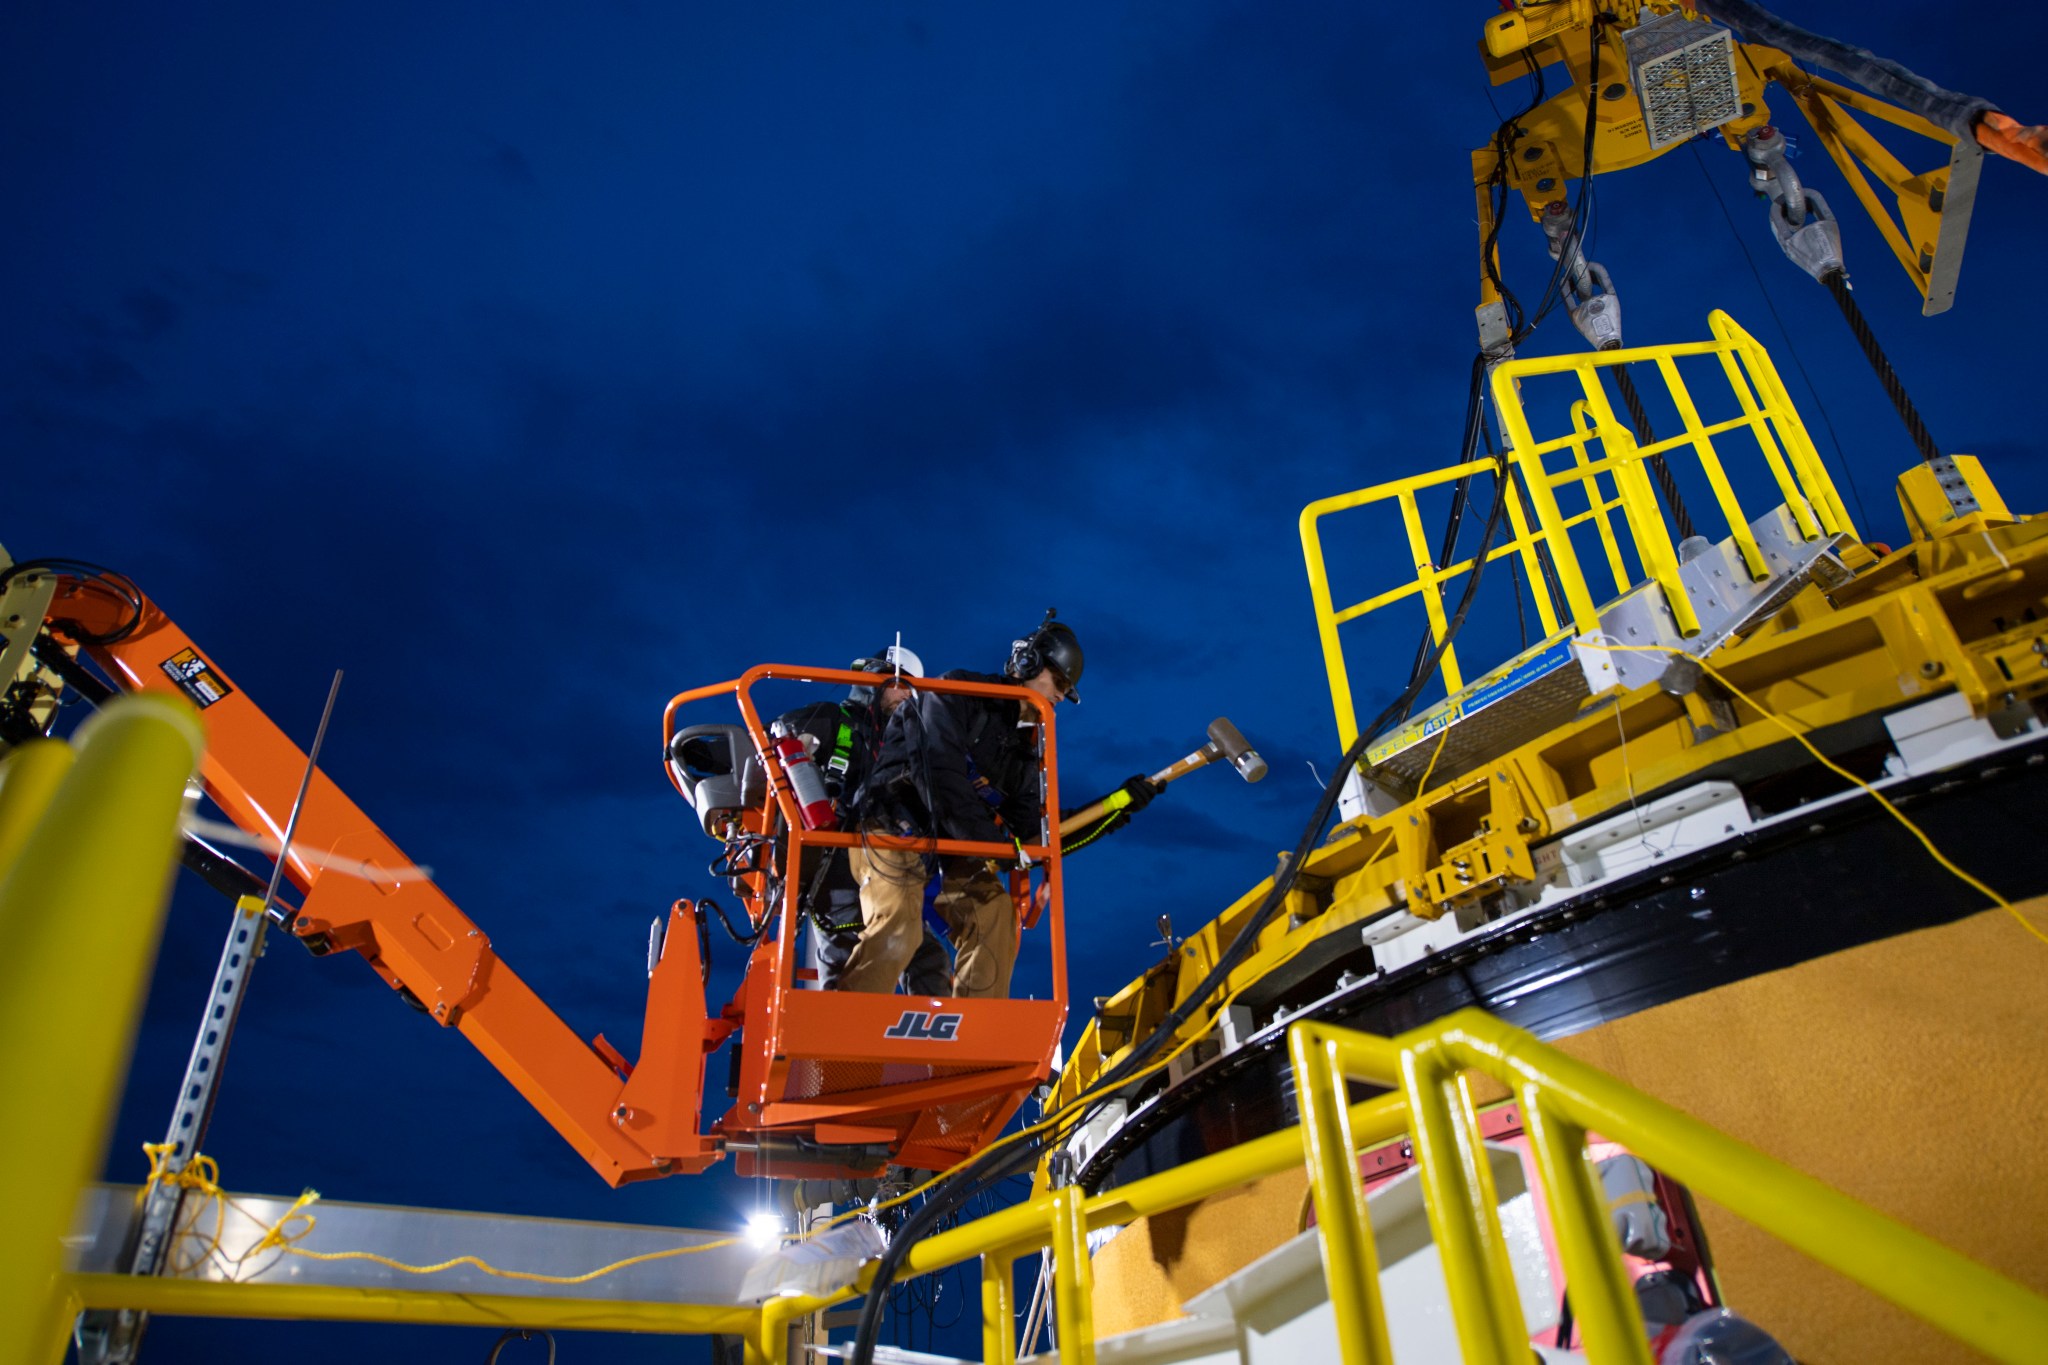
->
[1089, 900, 2048, 1358]
[1091, 1164, 1310, 1337]
[1551, 901, 2048, 1364]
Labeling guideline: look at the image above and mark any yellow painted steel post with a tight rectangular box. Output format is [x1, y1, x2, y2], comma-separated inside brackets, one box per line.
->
[1490, 369, 1602, 632]
[1566, 401, 1634, 597]
[1453, 1072, 1533, 1354]
[0, 738, 76, 872]
[1398, 490, 1462, 693]
[1436, 1009, 2048, 1363]
[1517, 1082, 1653, 1365]
[1500, 467, 1563, 638]
[1051, 1187, 1096, 1365]
[1399, 1044, 1524, 1364]
[1650, 354, 1768, 579]
[1289, 1026, 1393, 1365]
[982, 1252, 1016, 1365]
[1704, 335, 1822, 540]
[1299, 506, 1362, 750]
[748, 1296, 800, 1365]
[0, 695, 202, 1365]
[1572, 369, 1702, 636]
[1712, 312, 1854, 536]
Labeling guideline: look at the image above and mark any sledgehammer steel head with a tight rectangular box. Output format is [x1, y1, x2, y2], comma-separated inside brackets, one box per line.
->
[1206, 717, 1267, 783]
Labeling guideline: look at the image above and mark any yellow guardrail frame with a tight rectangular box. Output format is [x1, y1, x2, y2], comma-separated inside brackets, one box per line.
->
[1302, 312, 1856, 749]
[1288, 1011, 2048, 1365]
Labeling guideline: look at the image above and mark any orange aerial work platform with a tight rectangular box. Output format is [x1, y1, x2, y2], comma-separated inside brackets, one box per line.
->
[662, 666, 1069, 1179]
[21, 559, 1065, 1185]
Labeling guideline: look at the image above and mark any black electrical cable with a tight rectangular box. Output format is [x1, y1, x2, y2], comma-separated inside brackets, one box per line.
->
[1482, 54, 1549, 342]
[1517, 15, 1608, 345]
[1508, 554, 1530, 650]
[849, 400, 1523, 1365]
[1403, 352, 1492, 699]
[1819, 269, 1944, 466]
[1478, 415, 1568, 628]
[0, 558, 146, 645]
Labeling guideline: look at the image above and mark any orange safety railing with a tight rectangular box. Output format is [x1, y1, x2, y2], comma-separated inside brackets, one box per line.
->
[663, 666, 1069, 1177]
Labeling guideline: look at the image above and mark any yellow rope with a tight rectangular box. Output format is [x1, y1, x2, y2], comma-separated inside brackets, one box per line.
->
[1595, 641, 2047, 946]
[1414, 722, 1453, 798]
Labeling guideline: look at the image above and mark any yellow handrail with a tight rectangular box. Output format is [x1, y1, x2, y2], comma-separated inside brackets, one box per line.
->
[43, 997, 2048, 1362]
[1302, 312, 1857, 749]
[1290, 1010, 2048, 1365]
[778, 1004, 2048, 1365]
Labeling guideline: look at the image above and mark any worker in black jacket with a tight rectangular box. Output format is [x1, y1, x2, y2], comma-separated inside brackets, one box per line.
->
[843, 612, 1160, 998]
[773, 646, 951, 995]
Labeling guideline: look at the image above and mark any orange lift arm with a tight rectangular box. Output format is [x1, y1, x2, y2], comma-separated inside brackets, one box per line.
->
[31, 569, 706, 1185]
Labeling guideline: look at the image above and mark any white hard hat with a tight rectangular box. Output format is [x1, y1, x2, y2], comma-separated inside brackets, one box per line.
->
[854, 644, 924, 678]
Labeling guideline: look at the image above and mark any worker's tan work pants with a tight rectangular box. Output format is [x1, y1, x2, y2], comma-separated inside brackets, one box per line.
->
[842, 841, 1016, 999]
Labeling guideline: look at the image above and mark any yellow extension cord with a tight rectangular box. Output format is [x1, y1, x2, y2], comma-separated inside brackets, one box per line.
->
[139, 647, 2041, 1285]
[138, 1029, 1205, 1290]
[1591, 641, 2046, 946]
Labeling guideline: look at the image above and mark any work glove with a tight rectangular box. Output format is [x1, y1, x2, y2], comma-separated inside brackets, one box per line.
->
[1110, 774, 1162, 813]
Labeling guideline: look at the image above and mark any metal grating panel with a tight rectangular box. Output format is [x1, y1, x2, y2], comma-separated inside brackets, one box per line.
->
[1626, 11, 1739, 150]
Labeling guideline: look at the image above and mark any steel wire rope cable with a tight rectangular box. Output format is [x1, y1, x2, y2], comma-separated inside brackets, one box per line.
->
[1685, 141, 1875, 531]
[1817, 269, 1944, 465]
[1691, 27, 1947, 474]
[847, 436, 1524, 1365]
[1610, 366, 1699, 542]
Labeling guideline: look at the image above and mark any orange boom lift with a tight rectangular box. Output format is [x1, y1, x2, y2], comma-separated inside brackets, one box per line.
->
[15, 564, 1067, 1184]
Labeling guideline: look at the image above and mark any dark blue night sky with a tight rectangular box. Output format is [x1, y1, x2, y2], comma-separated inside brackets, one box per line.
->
[7, 3, 2044, 1360]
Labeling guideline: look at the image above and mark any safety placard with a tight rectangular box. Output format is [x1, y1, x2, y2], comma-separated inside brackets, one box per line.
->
[160, 647, 234, 708]
[1367, 636, 1576, 767]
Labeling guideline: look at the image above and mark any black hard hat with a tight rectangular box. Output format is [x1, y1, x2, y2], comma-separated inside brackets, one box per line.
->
[1008, 614, 1083, 702]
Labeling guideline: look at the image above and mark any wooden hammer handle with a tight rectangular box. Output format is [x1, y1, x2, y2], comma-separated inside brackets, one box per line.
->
[1055, 746, 1214, 837]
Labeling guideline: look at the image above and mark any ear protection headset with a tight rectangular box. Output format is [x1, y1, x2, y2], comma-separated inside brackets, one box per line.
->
[1008, 608, 1083, 700]
[1008, 608, 1059, 680]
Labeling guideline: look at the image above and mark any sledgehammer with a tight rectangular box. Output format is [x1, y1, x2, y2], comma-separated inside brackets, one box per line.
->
[1057, 717, 1267, 836]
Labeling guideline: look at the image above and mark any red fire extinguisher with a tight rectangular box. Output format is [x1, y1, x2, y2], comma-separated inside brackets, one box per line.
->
[769, 722, 838, 830]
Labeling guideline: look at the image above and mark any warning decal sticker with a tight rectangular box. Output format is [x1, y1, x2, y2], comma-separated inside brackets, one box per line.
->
[160, 647, 234, 709]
